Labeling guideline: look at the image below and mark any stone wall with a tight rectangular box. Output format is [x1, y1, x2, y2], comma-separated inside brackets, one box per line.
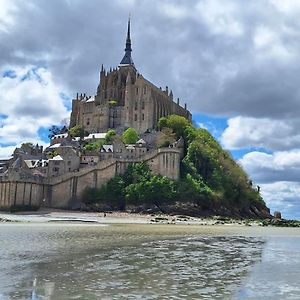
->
[0, 180, 44, 210]
[0, 148, 181, 210]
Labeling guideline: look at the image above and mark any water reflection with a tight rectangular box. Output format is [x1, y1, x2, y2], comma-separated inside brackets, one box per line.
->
[30, 278, 55, 300]
[236, 237, 300, 300]
[0, 225, 266, 299]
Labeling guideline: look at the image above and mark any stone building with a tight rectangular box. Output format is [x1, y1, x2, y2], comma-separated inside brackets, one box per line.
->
[0, 19, 191, 211]
[70, 19, 192, 134]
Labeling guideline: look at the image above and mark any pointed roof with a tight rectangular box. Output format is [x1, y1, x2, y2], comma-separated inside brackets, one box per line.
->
[136, 138, 146, 144]
[119, 18, 134, 66]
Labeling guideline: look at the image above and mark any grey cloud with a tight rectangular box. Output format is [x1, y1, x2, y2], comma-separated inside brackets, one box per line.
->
[245, 167, 300, 184]
[3, 0, 294, 114]
[13, 102, 56, 117]
[1, 0, 300, 135]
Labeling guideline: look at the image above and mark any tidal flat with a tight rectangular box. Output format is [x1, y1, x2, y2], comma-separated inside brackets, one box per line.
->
[0, 223, 300, 299]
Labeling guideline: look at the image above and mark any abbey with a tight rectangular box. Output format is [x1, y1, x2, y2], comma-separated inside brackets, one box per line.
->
[0, 20, 191, 211]
[70, 19, 192, 134]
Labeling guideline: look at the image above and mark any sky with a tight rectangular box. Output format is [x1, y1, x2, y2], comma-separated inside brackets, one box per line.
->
[0, 0, 300, 219]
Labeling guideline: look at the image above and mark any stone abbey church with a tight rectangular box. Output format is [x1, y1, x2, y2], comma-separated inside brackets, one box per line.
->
[0, 20, 192, 211]
[70, 19, 192, 134]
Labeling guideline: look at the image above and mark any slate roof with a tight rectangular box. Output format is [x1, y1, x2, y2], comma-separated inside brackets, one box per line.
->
[101, 145, 113, 152]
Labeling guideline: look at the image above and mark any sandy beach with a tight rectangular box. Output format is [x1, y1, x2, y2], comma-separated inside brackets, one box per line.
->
[0, 209, 260, 226]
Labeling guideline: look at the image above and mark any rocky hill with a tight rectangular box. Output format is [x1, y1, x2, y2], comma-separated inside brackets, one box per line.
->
[82, 115, 271, 219]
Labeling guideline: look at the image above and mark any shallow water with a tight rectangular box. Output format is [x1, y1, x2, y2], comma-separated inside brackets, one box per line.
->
[0, 224, 300, 299]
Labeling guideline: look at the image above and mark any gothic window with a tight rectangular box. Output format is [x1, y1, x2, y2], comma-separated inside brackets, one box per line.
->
[143, 86, 147, 94]
[134, 114, 137, 121]
[87, 118, 90, 126]
[142, 113, 145, 121]
[134, 102, 138, 110]
[136, 87, 139, 95]
[142, 101, 145, 109]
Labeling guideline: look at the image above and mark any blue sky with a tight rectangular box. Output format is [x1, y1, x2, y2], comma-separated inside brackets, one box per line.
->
[1, 0, 300, 219]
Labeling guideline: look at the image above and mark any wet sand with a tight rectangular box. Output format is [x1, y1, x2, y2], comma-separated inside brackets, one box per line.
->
[0, 208, 263, 226]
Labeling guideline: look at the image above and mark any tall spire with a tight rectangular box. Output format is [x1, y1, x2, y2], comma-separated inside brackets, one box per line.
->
[119, 17, 134, 66]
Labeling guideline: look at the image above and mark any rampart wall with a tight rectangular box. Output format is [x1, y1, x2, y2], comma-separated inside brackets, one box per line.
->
[0, 148, 181, 210]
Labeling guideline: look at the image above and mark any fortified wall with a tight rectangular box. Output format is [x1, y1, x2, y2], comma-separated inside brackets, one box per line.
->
[0, 148, 181, 210]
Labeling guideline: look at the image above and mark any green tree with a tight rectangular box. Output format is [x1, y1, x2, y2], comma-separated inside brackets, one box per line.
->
[83, 140, 104, 151]
[123, 162, 152, 185]
[158, 127, 176, 147]
[104, 129, 116, 144]
[68, 125, 85, 138]
[176, 174, 214, 205]
[157, 117, 168, 130]
[125, 175, 176, 207]
[82, 176, 126, 209]
[122, 127, 139, 144]
[158, 114, 190, 139]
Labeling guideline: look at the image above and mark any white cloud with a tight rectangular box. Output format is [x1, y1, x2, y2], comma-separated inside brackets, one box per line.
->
[260, 181, 300, 219]
[195, 0, 244, 36]
[221, 117, 300, 151]
[239, 151, 300, 218]
[269, 0, 300, 14]
[161, 3, 189, 19]
[239, 150, 300, 183]
[0, 145, 16, 159]
[254, 25, 294, 62]
[0, 65, 69, 157]
[0, 0, 17, 33]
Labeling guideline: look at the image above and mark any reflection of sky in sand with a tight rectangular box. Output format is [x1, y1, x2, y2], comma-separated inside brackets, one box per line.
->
[236, 237, 300, 299]
[0, 224, 299, 299]
[31, 278, 55, 300]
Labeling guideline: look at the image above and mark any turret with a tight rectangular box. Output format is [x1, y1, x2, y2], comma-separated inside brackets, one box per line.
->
[165, 86, 169, 95]
[100, 64, 105, 79]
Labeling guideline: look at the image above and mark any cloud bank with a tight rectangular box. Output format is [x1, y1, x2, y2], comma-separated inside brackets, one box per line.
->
[0, 0, 300, 217]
